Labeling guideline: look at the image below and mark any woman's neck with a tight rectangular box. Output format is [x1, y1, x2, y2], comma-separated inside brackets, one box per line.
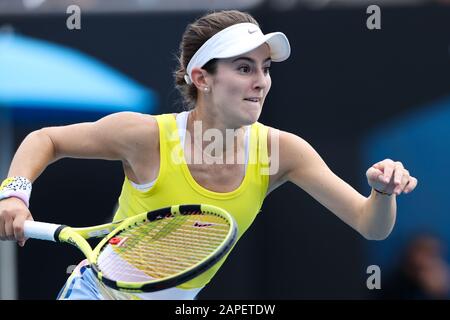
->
[187, 108, 246, 165]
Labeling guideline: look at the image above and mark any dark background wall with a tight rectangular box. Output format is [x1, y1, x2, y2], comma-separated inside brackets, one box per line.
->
[1, 4, 450, 299]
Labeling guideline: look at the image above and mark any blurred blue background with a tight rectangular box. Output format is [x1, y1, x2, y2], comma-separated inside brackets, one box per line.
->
[0, 32, 156, 117]
[363, 96, 450, 298]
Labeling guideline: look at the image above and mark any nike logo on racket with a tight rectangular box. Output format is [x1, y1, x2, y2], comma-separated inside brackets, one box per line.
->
[193, 221, 214, 228]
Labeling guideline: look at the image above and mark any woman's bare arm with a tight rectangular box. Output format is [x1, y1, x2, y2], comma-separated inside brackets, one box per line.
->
[272, 129, 416, 240]
[7, 111, 158, 180]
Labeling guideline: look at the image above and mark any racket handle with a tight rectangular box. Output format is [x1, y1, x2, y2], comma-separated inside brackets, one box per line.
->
[24, 221, 62, 242]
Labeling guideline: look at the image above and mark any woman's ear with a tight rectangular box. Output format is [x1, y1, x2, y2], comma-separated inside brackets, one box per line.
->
[191, 68, 210, 91]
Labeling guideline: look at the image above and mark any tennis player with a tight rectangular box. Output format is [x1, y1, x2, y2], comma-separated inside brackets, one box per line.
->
[0, 10, 417, 299]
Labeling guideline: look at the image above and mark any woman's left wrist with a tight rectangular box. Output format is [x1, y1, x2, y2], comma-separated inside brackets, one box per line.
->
[373, 187, 393, 196]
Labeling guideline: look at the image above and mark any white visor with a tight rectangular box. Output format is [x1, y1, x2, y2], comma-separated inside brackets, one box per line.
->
[184, 22, 291, 84]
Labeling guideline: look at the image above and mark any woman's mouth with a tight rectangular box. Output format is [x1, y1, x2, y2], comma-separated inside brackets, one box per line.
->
[244, 97, 261, 103]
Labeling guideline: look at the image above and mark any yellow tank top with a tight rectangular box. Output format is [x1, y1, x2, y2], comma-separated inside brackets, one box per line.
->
[113, 113, 270, 289]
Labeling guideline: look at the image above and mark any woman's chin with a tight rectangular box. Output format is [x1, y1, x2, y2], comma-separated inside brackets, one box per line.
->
[244, 109, 262, 125]
[226, 107, 261, 128]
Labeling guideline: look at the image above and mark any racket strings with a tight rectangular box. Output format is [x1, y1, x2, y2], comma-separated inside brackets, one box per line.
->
[97, 212, 230, 282]
[106, 215, 227, 279]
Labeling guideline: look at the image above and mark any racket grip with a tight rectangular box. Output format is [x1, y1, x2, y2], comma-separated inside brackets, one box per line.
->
[24, 221, 62, 242]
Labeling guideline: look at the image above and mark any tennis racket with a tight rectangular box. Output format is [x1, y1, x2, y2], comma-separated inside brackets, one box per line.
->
[24, 204, 237, 293]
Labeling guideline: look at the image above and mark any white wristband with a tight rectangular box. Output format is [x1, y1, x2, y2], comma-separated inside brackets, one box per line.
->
[0, 176, 32, 207]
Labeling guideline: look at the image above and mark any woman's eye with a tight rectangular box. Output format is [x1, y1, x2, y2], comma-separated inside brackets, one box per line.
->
[264, 67, 271, 74]
[238, 65, 250, 73]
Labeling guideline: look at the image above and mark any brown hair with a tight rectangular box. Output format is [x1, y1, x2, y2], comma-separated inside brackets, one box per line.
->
[174, 10, 259, 110]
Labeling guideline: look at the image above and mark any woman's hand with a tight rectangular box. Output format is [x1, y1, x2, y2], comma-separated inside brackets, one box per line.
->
[0, 197, 33, 247]
[366, 159, 418, 196]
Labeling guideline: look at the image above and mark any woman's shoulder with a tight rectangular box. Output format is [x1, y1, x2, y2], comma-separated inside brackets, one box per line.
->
[257, 123, 306, 144]
[258, 123, 312, 169]
[109, 111, 157, 124]
[105, 111, 160, 143]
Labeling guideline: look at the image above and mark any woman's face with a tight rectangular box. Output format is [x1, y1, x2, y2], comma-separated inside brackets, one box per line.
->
[206, 43, 272, 128]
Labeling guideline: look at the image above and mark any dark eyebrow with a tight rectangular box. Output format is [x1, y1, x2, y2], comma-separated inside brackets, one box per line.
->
[231, 57, 272, 64]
